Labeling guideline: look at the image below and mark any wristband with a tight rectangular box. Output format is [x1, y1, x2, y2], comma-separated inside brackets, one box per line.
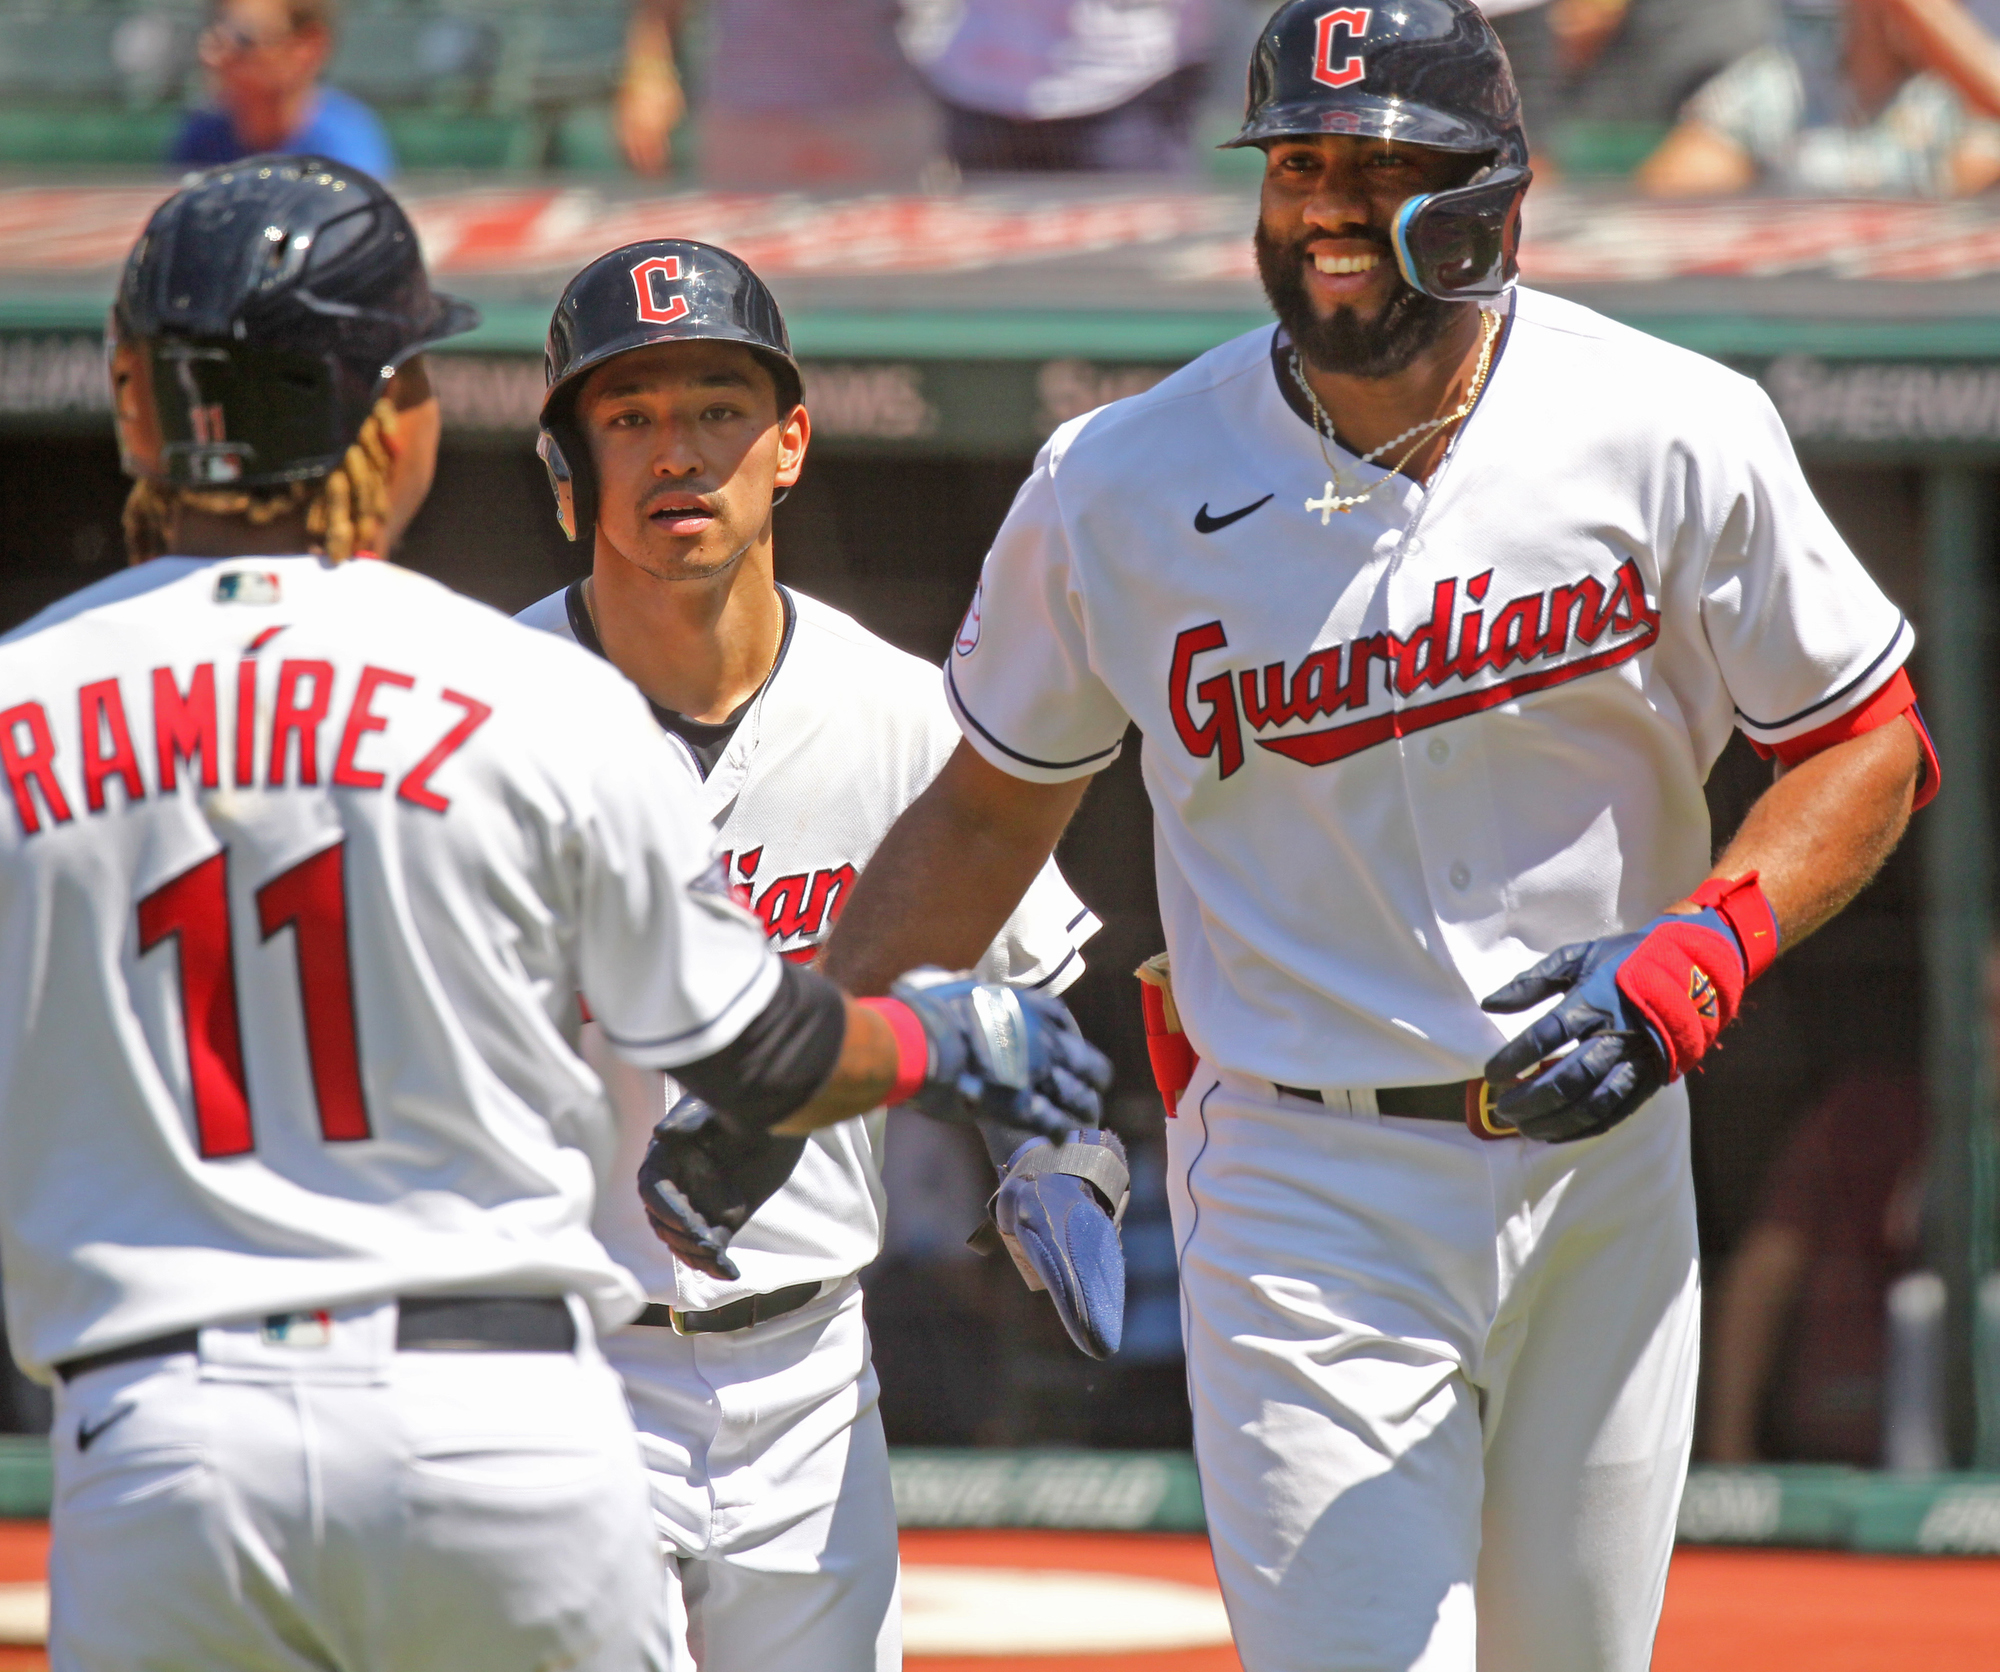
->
[857, 996, 930, 1107]
[1684, 871, 1780, 982]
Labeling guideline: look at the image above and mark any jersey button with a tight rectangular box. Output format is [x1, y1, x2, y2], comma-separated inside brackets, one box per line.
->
[1449, 862, 1471, 891]
[1427, 736, 1450, 764]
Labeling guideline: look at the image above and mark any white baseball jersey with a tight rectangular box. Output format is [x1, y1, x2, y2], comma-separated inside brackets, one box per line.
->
[947, 287, 1912, 1090]
[517, 582, 1099, 1312]
[0, 554, 783, 1378]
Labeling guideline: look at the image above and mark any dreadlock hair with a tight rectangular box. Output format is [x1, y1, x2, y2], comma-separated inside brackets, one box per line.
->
[123, 394, 401, 565]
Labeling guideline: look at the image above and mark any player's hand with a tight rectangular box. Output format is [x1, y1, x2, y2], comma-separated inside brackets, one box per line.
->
[993, 1129, 1129, 1359]
[636, 1094, 806, 1281]
[890, 969, 1112, 1141]
[1480, 878, 1775, 1143]
[1479, 932, 1669, 1142]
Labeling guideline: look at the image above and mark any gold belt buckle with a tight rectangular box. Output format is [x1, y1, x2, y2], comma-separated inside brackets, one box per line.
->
[1465, 1080, 1520, 1141]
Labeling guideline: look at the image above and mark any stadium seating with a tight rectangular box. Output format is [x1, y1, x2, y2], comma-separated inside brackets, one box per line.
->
[0, 0, 638, 171]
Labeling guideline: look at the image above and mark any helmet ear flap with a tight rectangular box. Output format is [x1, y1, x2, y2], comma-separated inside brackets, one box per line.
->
[537, 427, 592, 544]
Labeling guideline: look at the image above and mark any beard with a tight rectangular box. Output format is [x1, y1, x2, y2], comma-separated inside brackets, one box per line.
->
[1255, 220, 1459, 381]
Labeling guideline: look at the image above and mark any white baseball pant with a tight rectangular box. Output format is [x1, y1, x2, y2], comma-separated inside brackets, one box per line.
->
[1167, 1068, 1701, 1672]
[603, 1277, 901, 1672]
[47, 1298, 670, 1672]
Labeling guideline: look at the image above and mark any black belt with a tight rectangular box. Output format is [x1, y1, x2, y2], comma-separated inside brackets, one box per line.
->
[1273, 1079, 1520, 1139]
[55, 1295, 576, 1383]
[634, 1280, 823, 1336]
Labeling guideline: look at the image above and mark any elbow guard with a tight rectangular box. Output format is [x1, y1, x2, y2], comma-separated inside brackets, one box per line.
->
[673, 960, 847, 1132]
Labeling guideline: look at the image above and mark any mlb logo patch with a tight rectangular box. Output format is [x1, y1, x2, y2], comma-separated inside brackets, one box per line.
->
[1688, 965, 1718, 1020]
[261, 1310, 334, 1349]
[215, 571, 281, 605]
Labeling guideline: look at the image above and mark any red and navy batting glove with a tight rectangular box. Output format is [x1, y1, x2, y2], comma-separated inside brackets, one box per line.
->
[1479, 874, 1779, 1143]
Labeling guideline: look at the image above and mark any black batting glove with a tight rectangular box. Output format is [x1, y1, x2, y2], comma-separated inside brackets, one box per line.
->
[636, 1094, 807, 1281]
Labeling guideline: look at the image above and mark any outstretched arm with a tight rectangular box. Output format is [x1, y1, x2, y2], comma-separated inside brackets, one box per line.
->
[1879, 0, 2000, 122]
[822, 740, 1092, 996]
[616, 0, 686, 175]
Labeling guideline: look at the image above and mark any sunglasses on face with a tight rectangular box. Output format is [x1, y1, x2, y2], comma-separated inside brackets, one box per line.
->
[200, 20, 296, 59]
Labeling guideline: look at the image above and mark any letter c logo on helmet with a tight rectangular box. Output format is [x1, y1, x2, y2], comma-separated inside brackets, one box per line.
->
[631, 256, 690, 326]
[1313, 7, 1371, 89]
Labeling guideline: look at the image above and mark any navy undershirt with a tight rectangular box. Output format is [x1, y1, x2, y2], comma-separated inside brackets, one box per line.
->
[563, 580, 797, 779]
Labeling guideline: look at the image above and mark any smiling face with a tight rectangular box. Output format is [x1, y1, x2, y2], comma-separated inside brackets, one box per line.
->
[576, 339, 809, 584]
[1255, 133, 1478, 379]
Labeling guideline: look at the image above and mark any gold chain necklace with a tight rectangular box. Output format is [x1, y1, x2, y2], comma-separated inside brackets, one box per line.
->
[1294, 308, 1500, 523]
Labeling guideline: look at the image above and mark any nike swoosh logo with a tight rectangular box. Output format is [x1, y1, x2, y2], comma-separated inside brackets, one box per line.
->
[1193, 494, 1274, 535]
[77, 1403, 135, 1452]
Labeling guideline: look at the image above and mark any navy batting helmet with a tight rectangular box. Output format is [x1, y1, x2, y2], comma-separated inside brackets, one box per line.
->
[111, 155, 478, 488]
[538, 240, 802, 543]
[1225, 0, 1531, 302]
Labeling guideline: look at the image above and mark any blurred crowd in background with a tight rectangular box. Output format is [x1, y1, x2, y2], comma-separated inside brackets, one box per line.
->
[4, 0, 2000, 193]
[0, 0, 1978, 1465]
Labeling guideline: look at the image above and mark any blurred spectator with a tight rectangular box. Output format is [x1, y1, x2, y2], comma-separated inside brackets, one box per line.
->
[1479, 0, 1770, 166]
[902, 0, 1221, 174]
[172, 0, 394, 177]
[1639, 0, 2000, 195]
[1698, 1067, 1927, 1465]
[617, 0, 940, 188]
[616, 0, 686, 176]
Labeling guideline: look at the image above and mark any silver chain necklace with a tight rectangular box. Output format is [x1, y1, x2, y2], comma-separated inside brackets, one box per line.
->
[1293, 308, 1500, 523]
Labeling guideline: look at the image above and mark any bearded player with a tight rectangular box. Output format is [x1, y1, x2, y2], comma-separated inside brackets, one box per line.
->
[811, 3, 1940, 1668]
[0, 164, 1110, 1672]
[517, 239, 1127, 1672]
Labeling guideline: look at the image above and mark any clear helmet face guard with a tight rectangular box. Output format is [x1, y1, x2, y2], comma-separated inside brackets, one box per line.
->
[1391, 164, 1532, 303]
[536, 428, 583, 543]
[110, 329, 356, 488]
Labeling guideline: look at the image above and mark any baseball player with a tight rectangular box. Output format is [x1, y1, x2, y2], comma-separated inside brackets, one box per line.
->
[516, 238, 1126, 1672]
[0, 160, 1110, 1672]
[822, 3, 1941, 1668]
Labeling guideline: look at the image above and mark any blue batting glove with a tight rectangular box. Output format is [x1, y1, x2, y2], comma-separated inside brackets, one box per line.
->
[993, 1129, 1129, 1360]
[886, 969, 1112, 1142]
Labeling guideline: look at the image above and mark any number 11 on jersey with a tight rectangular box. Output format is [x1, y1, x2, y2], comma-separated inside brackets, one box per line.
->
[137, 841, 372, 1158]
